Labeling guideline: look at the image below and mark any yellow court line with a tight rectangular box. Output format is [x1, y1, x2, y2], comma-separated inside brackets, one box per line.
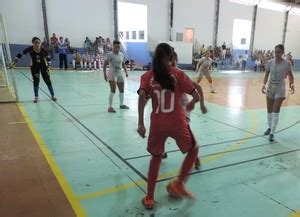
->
[77, 180, 146, 201]
[77, 111, 257, 201]
[289, 212, 300, 217]
[17, 103, 87, 217]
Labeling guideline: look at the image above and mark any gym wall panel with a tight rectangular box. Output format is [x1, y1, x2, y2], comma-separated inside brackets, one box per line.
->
[1, 0, 44, 44]
[46, 0, 113, 47]
[173, 0, 214, 46]
[254, 7, 284, 51]
[285, 14, 300, 59]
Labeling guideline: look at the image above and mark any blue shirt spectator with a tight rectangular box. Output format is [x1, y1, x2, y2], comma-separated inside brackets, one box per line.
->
[58, 37, 68, 54]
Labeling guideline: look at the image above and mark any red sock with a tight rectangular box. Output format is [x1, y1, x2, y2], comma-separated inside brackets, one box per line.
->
[178, 146, 198, 183]
[147, 155, 162, 199]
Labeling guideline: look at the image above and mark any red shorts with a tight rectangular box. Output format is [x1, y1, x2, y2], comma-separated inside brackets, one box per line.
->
[147, 125, 197, 156]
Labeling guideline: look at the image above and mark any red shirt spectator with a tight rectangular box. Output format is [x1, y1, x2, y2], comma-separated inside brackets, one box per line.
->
[50, 33, 58, 47]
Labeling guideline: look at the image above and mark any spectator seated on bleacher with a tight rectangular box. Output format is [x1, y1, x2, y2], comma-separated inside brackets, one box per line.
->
[72, 50, 83, 69]
[93, 51, 102, 70]
[254, 58, 262, 72]
[82, 51, 92, 70]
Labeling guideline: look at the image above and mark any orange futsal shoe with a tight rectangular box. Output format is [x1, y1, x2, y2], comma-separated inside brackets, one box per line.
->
[166, 180, 195, 199]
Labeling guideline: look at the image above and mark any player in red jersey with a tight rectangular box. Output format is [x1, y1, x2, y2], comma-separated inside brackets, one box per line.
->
[137, 43, 200, 209]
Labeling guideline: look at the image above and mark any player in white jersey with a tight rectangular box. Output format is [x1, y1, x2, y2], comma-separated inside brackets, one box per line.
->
[262, 44, 295, 142]
[162, 51, 207, 169]
[196, 51, 216, 93]
[103, 40, 129, 113]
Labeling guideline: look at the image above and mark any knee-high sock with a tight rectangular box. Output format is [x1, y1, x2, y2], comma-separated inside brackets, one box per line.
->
[80, 61, 83, 69]
[178, 146, 198, 183]
[109, 92, 115, 108]
[84, 62, 87, 69]
[210, 83, 214, 91]
[147, 155, 162, 199]
[271, 113, 279, 134]
[119, 93, 124, 105]
[72, 60, 75, 68]
[267, 112, 273, 128]
[94, 61, 97, 69]
[89, 62, 91, 69]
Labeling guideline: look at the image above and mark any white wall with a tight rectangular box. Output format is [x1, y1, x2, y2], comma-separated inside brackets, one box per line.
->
[47, 0, 113, 47]
[1, 0, 44, 44]
[253, 8, 284, 51]
[285, 14, 300, 59]
[173, 0, 214, 46]
[147, 0, 168, 42]
[218, 0, 253, 48]
[119, 0, 168, 42]
[1, 0, 300, 58]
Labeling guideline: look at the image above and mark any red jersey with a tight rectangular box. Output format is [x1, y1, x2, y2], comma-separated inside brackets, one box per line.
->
[139, 67, 195, 131]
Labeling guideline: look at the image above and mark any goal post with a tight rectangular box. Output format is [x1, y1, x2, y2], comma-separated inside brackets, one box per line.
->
[0, 12, 18, 102]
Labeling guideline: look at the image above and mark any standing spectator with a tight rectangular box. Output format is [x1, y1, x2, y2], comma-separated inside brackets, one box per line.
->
[65, 38, 71, 52]
[58, 37, 68, 70]
[41, 38, 50, 53]
[92, 37, 99, 54]
[84, 37, 92, 54]
[221, 42, 226, 60]
[200, 44, 206, 57]
[50, 33, 58, 53]
[105, 38, 112, 53]
[242, 50, 248, 72]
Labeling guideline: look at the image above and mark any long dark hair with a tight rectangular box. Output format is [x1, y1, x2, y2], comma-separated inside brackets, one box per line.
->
[152, 43, 175, 91]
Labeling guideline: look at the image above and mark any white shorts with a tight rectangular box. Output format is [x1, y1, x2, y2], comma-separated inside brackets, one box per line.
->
[107, 69, 124, 83]
[266, 84, 285, 99]
[198, 70, 210, 78]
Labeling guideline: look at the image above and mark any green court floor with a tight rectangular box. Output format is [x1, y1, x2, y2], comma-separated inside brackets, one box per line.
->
[14, 69, 300, 217]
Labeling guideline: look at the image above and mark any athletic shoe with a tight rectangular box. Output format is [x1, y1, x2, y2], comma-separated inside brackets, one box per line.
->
[211, 90, 217, 93]
[33, 97, 39, 103]
[269, 134, 274, 142]
[195, 158, 201, 170]
[162, 152, 168, 159]
[264, 128, 271, 135]
[120, 104, 129, 109]
[167, 180, 195, 199]
[51, 97, 57, 102]
[108, 107, 116, 113]
[141, 196, 155, 210]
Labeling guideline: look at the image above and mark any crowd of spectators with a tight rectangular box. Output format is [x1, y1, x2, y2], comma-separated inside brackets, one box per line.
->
[41, 33, 113, 70]
[193, 42, 233, 70]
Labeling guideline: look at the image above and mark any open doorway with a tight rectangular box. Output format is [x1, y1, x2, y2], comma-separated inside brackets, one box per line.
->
[184, 28, 194, 43]
[232, 19, 252, 50]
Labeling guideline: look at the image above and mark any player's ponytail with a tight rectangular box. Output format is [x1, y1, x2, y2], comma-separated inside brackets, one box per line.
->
[152, 43, 175, 91]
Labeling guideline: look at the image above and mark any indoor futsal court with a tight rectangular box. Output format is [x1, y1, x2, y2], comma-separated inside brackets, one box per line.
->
[1, 0, 300, 217]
